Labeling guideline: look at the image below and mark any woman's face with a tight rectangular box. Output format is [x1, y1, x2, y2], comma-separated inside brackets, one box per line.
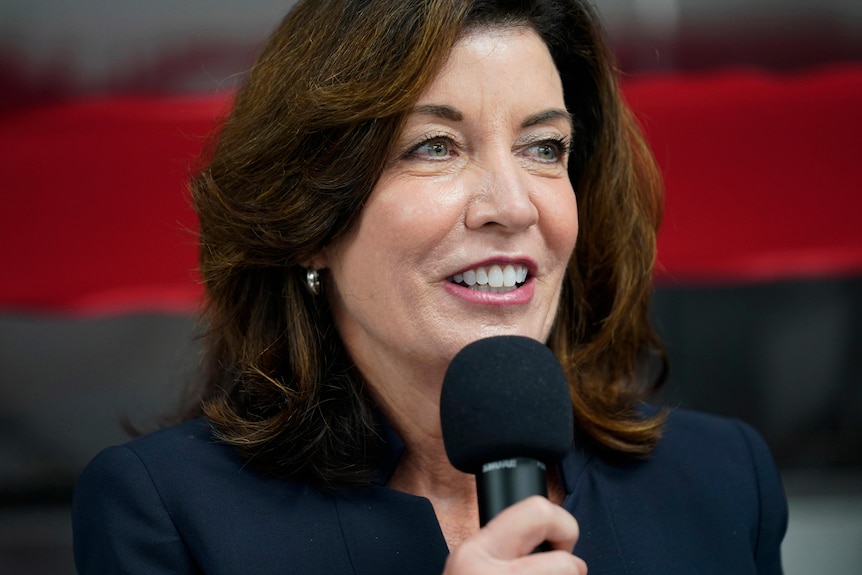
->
[322, 26, 579, 392]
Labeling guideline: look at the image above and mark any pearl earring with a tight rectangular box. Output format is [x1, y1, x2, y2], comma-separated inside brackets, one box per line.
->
[305, 268, 320, 296]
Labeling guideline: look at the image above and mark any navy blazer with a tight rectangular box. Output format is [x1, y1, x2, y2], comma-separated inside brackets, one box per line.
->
[72, 408, 787, 574]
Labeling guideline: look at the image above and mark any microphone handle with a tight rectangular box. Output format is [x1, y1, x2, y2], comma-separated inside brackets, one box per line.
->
[476, 456, 547, 522]
[477, 457, 552, 552]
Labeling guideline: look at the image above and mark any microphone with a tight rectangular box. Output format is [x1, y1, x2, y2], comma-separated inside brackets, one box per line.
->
[440, 335, 573, 527]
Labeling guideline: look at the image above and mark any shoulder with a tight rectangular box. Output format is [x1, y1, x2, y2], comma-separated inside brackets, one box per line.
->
[566, 407, 788, 574]
[73, 419, 448, 575]
[75, 417, 310, 518]
[658, 407, 775, 467]
[114, 418, 241, 477]
[648, 408, 786, 517]
[76, 419, 217, 492]
[73, 418, 239, 519]
[575, 405, 781, 483]
[76, 419, 237, 499]
[73, 419, 353, 574]
[657, 408, 788, 570]
[72, 420, 217, 573]
[118, 417, 225, 462]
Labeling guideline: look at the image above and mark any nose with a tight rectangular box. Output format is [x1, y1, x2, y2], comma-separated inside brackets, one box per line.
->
[465, 152, 539, 233]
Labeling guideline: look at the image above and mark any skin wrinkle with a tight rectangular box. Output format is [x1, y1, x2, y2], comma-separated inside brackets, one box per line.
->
[320, 26, 578, 549]
[193, 0, 668, 489]
[326, 27, 576, 396]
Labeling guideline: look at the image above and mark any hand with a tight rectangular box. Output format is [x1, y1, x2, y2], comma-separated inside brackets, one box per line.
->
[442, 496, 587, 574]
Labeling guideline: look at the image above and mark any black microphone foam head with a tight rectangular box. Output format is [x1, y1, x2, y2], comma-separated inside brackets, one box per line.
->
[440, 335, 574, 474]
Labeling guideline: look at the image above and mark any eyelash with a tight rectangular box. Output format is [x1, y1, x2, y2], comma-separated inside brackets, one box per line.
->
[403, 132, 461, 160]
[403, 133, 573, 163]
[527, 136, 572, 162]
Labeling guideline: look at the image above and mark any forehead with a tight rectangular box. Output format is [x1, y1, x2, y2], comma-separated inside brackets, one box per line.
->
[415, 26, 564, 109]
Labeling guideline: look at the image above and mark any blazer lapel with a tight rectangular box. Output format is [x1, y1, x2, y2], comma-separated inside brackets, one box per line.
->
[334, 485, 449, 575]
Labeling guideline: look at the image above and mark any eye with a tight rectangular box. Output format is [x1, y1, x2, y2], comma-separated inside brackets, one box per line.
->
[422, 139, 450, 158]
[535, 143, 559, 161]
[526, 138, 569, 163]
[405, 135, 458, 160]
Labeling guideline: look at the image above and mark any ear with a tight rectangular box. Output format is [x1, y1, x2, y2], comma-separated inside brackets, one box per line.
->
[301, 249, 328, 271]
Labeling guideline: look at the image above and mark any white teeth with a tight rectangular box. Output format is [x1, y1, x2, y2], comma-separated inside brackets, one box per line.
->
[502, 264, 517, 287]
[475, 267, 488, 286]
[450, 264, 529, 292]
[463, 269, 476, 286]
[488, 265, 504, 288]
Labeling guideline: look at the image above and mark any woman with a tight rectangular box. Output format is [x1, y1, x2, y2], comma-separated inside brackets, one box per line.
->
[73, 1, 787, 573]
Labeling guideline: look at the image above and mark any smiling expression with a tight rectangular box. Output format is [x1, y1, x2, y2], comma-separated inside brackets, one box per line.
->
[320, 26, 579, 394]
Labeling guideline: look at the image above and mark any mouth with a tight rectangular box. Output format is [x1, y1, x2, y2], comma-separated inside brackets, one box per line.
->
[448, 263, 529, 294]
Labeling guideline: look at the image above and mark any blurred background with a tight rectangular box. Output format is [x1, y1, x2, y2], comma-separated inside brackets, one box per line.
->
[1, 0, 860, 573]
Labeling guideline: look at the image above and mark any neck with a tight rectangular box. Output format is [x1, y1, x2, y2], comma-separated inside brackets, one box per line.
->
[386, 441, 480, 550]
[371, 375, 481, 549]
[360, 356, 566, 548]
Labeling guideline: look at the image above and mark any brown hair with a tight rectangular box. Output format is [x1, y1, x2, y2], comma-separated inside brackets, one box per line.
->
[188, 0, 666, 486]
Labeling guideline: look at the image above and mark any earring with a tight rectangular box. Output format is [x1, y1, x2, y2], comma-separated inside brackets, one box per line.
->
[305, 268, 320, 296]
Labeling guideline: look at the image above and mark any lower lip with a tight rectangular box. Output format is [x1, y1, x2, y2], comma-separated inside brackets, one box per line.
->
[443, 277, 535, 305]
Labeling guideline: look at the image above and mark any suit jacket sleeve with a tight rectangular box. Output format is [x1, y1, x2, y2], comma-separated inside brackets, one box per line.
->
[72, 445, 200, 574]
[734, 420, 788, 575]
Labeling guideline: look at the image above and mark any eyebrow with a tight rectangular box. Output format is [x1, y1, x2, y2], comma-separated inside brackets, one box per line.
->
[410, 104, 463, 122]
[409, 104, 572, 132]
[521, 109, 573, 131]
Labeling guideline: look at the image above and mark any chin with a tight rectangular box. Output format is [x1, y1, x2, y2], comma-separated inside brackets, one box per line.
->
[453, 325, 549, 348]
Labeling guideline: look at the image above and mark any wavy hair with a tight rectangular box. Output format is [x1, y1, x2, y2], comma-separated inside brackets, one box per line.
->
[188, 0, 667, 485]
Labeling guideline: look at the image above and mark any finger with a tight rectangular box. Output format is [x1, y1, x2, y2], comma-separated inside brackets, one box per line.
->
[511, 550, 588, 575]
[477, 496, 580, 559]
[444, 536, 587, 575]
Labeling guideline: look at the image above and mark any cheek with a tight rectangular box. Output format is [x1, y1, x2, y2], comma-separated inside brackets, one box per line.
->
[541, 186, 579, 260]
[370, 178, 466, 249]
